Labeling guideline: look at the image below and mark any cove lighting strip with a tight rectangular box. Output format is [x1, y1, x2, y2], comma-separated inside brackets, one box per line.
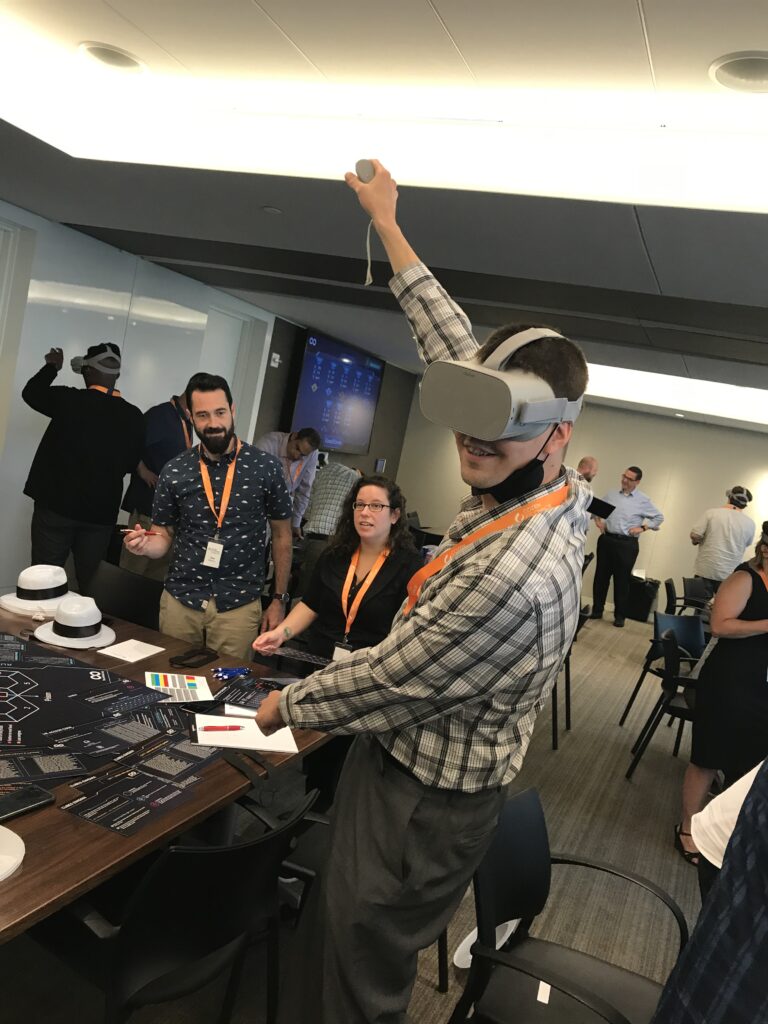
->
[587, 363, 768, 428]
[2, 15, 768, 213]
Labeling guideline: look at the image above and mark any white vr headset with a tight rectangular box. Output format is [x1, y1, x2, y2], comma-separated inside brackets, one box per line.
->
[71, 345, 121, 376]
[420, 328, 583, 441]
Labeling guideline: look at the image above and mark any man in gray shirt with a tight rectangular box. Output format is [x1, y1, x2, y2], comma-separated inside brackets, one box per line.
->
[297, 456, 360, 594]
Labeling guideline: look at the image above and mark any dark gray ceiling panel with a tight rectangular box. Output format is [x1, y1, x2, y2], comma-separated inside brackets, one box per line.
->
[637, 206, 768, 308]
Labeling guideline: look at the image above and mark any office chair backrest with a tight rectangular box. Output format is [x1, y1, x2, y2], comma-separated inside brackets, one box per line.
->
[115, 790, 317, 1003]
[406, 510, 422, 529]
[660, 631, 685, 692]
[473, 788, 550, 946]
[663, 578, 677, 616]
[88, 560, 164, 630]
[682, 577, 709, 608]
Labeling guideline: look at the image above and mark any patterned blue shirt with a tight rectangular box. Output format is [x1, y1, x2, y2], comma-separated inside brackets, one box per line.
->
[151, 439, 292, 612]
[601, 488, 664, 536]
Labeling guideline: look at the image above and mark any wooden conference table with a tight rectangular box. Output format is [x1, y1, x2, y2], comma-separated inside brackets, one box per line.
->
[0, 608, 327, 944]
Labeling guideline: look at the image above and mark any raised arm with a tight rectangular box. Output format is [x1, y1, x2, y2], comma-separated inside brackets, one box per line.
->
[22, 349, 67, 417]
[345, 160, 479, 366]
[344, 160, 419, 273]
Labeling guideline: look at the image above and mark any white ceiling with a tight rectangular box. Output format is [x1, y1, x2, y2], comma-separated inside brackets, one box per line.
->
[3, 1, 768, 209]
[1, 2, 768, 433]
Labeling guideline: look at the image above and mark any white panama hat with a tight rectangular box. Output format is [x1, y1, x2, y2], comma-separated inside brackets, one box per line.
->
[34, 595, 115, 650]
[0, 565, 77, 616]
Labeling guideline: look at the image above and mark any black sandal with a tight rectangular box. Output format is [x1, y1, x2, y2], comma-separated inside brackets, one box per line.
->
[674, 823, 700, 866]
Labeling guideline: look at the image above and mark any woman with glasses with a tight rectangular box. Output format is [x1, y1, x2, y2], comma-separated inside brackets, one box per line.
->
[253, 474, 422, 662]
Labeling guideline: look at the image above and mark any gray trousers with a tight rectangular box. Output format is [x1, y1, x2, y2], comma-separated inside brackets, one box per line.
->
[281, 734, 505, 1024]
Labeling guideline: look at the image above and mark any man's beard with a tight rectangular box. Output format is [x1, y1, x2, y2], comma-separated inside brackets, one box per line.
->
[197, 423, 235, 455]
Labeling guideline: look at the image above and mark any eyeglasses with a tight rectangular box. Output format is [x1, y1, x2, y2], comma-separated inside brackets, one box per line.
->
[352, 501, 391, 512]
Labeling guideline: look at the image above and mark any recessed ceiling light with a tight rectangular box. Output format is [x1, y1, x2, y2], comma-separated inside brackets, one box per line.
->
[674, 412, 685, 418]
[709, 52, 768, 92]
[78, 42, 144, 72]
[261, 206, 283, 215]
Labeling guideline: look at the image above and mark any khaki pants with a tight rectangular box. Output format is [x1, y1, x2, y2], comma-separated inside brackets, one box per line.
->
[159, 590, 262, 660]
[120, 512, 172, 583]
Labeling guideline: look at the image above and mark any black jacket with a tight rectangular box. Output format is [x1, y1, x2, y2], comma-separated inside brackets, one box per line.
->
[23, 364, 144, 525]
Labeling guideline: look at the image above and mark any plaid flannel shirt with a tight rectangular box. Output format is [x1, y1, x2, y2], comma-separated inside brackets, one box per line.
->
[279, 262, 591, 792]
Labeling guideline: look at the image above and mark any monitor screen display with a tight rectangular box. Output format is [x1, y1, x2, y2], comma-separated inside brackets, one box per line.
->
[291, 330, 384, 454]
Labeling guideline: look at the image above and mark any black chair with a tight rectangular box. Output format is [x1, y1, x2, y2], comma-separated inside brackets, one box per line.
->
[618, 612, 704, 727]
[449, 788, 688, 1024]
[88, 560, 164, 631]
[31, 791, 318, 1024]
[552, 605, 591, 750]
[663, 577, 681, 615]
[625, 632, 700, 780]
[680, 576, 709, 615]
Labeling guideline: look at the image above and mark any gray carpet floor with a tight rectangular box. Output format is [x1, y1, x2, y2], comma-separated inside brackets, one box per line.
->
[1, 615, 700, 1023]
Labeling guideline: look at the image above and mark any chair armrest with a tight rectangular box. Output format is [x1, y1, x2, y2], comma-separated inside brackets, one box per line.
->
[470, 944, 633, 1024]
[66, 900, 121, 941]
[550, 855, 688, 953]
[304, 810, 330, 827]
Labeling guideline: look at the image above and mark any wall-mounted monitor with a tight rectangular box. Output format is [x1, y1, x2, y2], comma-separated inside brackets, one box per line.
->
[291, 330, 385, 455]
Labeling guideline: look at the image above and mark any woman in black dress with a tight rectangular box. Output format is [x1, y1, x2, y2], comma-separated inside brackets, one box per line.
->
[253, 474, 423, 661]
[676, 523, 768, 865]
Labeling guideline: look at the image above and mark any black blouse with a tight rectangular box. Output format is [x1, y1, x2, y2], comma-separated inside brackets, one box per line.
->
[301, 546, 424, 658]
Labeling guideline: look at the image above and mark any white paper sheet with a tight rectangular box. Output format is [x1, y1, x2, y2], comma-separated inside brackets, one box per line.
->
[100, 639, 166, 662]
[193, 712, 298, 753]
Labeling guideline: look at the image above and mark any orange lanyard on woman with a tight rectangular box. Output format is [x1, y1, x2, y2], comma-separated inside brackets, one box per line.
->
[403, 484, 568, 616]
[199, 440, 242, 537]
[758, 569, 768, 593]
[341, 547, 390, 641]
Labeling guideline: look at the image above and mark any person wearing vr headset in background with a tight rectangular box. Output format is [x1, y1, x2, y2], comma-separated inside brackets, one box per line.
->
[22, 342, 143, 594]
[690, 485, 755, 598]
[255, 159, 591, 1024]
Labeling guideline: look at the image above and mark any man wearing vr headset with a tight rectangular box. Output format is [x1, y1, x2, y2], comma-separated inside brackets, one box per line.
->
[256, 160, 591, 1024]
[690, 485, 755, 597]
[22, 342, 143, 593]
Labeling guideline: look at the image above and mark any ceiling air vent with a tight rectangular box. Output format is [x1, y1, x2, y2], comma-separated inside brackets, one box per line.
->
[709, 52, 768, 92]
[79, 42, 145, 72]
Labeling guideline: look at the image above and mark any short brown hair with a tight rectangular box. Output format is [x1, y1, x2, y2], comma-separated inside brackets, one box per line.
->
[476, 323, 588, 402]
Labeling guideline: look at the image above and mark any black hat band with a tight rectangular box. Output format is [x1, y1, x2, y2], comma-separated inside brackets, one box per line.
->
[52, 619, 103, 639]
[16, 582, 68, 601]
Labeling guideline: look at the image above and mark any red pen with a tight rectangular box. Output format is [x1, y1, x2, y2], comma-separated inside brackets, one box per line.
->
[201, 724, 245, 732]
[121, 528, 159, 536]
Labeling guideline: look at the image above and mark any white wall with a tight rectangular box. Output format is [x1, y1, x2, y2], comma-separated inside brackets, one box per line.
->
[0, 199, 275, 591]
[397, 395, 767, 596]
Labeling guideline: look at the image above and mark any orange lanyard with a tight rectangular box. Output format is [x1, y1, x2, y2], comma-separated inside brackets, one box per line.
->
[199, 440, 242, 536]
[88, 385, 121, 397]
[341, 547, 390, 640]
[403, 484, 569, 616]
[758, 569, 768, 593]
[170, 399, 192, 449]
[291, 460, 304, 483]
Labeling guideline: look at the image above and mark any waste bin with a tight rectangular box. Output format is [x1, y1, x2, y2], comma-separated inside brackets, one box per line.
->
[626, 576, 660, 623]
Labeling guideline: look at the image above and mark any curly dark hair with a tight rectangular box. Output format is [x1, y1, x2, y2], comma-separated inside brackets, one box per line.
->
[749, 521, 768, 569]
[327, 474, 417, 558]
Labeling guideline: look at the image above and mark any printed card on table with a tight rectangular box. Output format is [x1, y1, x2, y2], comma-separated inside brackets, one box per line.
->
[144, 672, 213, 702]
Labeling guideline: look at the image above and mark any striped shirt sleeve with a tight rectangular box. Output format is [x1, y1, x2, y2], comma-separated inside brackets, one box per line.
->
[389, 263, 480, 365]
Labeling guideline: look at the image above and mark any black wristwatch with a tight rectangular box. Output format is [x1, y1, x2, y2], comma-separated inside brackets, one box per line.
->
[271, 592, 291, 604]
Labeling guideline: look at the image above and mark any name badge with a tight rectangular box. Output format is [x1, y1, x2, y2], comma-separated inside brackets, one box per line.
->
[332, 642, 355, 662]
[202, 540, 224, 568]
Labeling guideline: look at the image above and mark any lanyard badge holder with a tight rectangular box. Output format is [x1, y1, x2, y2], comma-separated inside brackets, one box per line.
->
[333, 547, 389, 661]
[199, 440, 242, 568]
